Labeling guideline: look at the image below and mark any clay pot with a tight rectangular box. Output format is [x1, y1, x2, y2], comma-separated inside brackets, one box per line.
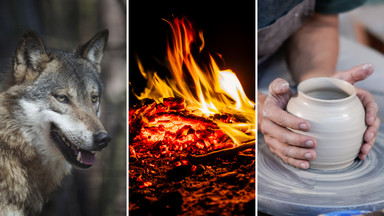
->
[287, 77, 366, 170]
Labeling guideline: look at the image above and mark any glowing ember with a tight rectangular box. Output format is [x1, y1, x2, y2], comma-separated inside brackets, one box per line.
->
[129, 97, 246, 156]
[137, 177, 153, 189]
[130, 17, 255, 156]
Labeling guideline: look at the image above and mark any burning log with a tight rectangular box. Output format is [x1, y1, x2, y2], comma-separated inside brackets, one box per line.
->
[188, 140, 255, 164]
[129, 97, 251, 158]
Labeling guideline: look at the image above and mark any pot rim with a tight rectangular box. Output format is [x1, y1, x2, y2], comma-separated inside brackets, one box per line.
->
[297, 77, 356, 103]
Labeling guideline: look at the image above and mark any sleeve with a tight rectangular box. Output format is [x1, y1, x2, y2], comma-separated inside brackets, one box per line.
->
[315, 0, 366, 14]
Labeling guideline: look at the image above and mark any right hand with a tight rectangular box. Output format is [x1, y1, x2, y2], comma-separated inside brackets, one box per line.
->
[258, 78, 317, 169]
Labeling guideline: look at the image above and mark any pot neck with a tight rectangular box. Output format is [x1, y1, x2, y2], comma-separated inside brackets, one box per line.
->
[297, 89, 356, 105]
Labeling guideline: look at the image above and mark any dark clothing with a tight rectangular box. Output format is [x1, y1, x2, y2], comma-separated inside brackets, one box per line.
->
[258, 0, 303, 29]
[258, 0, 366, 29]
[258, 0, 366, 63]
[258, 0, 315, 62]
[315, 0, 366, 14]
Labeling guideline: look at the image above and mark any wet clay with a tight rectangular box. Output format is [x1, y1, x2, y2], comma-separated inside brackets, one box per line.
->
[287, 77, 366, 171]
[305, 88, 350, 100]
[258, 125, 384, 215]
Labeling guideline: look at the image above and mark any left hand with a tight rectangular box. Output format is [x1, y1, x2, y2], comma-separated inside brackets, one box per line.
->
[332, 63, 380, 160]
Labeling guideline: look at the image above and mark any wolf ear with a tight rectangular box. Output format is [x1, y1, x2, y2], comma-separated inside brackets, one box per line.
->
[13, 30, 50, 82]
[77, 29, 109, 66]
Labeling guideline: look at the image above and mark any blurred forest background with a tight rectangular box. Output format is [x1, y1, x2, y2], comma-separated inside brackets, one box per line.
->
[0, 0, 126, 216]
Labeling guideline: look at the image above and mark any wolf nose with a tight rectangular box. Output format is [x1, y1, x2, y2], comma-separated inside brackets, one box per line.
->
[93, 132, 111, 149]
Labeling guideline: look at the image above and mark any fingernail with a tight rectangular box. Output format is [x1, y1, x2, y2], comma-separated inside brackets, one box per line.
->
[276, 81, 289, 92]
[363, 64, 374, 74]
[300, 162, 309, 169]
[304, 152, 312, 159]
[304, 140, 314, 147]
[368, 116, 375, 125]
[365, 144, 372, 153]
[299, 123, 308, 131]
[363, 63, 374, 70]
[281, 82, 289, 89]
[367, 132, 374, 141]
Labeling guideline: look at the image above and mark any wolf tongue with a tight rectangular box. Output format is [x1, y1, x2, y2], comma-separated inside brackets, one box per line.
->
[80, 150, 96, 165]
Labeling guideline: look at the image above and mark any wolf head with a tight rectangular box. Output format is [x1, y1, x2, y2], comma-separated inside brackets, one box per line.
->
[9, 30, 111, 169]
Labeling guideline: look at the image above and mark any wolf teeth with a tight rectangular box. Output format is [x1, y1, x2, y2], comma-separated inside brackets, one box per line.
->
[61, 136, 71, 147]
[77, 151, 82, 162]
[64, 139, 70, 147]
[57, 132, 71, 147]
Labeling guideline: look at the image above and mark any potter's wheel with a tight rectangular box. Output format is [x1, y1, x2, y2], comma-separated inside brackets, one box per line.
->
[258, 126, 384, 216]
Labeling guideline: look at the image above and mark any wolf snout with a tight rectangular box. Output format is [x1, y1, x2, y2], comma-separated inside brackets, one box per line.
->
[93, 131, 111, 150]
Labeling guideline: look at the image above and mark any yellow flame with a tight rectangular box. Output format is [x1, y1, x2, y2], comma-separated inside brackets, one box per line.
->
[135, 59, 174, 103]
[135, 17, 255, 144]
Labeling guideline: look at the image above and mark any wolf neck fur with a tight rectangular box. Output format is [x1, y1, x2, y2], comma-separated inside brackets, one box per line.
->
[0, 92, 71, 198]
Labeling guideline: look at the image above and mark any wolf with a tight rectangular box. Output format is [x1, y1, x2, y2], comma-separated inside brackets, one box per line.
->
[0, 30, 111, 215]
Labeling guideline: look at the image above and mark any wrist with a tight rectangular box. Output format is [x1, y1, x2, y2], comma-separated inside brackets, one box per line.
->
[257, 92, 267, 130]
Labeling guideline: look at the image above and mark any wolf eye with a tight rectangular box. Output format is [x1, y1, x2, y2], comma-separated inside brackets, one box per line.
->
[91, 95, 99, 103]
[55, 94, 69, 103]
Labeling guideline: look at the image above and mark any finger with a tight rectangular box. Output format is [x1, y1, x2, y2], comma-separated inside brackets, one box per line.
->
[359, 117, 380, 160]
[263, 102, 310, 132]
[364, 116, 380, 143]
[269, 148, 312, 169]
[260, 119, 316, 148]
[358, 150, 368, 160]
[269, 78, 291, 96]
[265, 78, 312, 131]
[287, 157, 310, 169]
[359, 142, 374, 160]
[356, 88, 379, 126]
[267, 78, 292, 107]
[265, 136, 316, 169]
[333, 64, 374, 84]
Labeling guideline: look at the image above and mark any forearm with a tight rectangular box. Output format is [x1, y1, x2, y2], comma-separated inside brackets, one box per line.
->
[285, 13, 339, 82]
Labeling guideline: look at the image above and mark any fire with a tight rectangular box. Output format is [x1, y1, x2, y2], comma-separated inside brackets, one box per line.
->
[132, 16, 255, 150]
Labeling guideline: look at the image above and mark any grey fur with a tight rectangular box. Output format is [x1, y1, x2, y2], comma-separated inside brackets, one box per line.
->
[0, 30, 110, 215]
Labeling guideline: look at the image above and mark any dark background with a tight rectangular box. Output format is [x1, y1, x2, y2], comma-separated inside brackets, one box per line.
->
[129, 0, 255, 106]
[0, 0, 126, 215]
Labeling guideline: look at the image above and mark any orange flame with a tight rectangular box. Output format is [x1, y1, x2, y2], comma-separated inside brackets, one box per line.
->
[135, 17, 255, 144]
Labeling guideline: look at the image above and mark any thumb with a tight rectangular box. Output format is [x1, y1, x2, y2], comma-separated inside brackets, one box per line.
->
[333, 63, 374, 84]
[269, 78, 291, 95]
[268, 78, 293, 108]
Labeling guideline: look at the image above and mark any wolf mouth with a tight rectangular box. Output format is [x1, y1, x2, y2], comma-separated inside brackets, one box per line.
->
[50, 123, 96, 168]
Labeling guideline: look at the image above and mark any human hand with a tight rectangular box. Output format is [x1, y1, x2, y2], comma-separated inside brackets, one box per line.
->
[258, 78, 317, 169]
[332, 64, 380, 160]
